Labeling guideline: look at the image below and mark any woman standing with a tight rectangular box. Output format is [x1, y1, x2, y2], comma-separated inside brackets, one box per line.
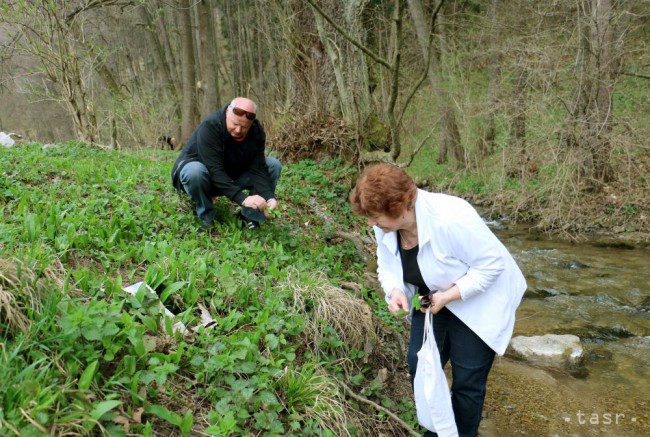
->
[349, 164, 526, 437]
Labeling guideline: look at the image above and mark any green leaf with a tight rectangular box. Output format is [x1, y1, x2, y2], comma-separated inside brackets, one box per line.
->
[142, 316, 159, 333]
[180, 410, 194, 436]
[132, 336, 146, 356]
[256, 390, 280, 406]
[113, 275, 123, 295]
[78, 360, 99, 391]
[265, 333, 279, 350]
[82, 326, 103, 341]
[136, 283, 149, 303]
[159, 281, 186, 304]
[129, 372, 142, 404]
[164, 316, 174, 335]
[124, 355, 137, 375]
[142, 335, 157, 352]
[145, 404, 181, 426]
[90, 400, 122, 421]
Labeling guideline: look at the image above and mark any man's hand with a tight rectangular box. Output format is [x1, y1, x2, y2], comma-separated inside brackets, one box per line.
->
[388, 288, 409, 316]
[265, 198, 278, 217]
[242, 196, 279, 218]
[242, 194, 268, 210]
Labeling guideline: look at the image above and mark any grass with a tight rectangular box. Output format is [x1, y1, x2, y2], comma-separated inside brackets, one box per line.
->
[0, 143, 414, 436]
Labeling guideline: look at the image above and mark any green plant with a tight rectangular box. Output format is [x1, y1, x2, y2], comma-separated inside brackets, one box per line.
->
[0, 144, 430, 435]
[275, 363, 350, 436]
[144, 404, 193, 437]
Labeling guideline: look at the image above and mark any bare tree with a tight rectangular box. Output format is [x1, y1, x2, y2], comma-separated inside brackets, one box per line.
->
[312, 1, 373, 126]
[561, 0, 623, 189]
[476, 0, 500, 159]
[507, 59, 529, 177]
[196, 0, 221, 118]
[306, 0, 443, 164]
[407, 0, 465, 167]
[136, 3, 181, 99]
[178, 0, 199, 144]
[1, 1, 108, 145]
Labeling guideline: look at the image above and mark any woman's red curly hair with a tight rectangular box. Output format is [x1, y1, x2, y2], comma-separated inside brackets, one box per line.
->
[349, 163, 417, 219]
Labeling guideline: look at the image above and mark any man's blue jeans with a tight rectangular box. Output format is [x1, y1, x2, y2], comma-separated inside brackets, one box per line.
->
[408, 307, 495, 437]
[179, 157, 281, 224]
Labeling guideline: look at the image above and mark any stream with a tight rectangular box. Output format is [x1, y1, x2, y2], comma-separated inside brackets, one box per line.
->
[491, 223, 649, 435]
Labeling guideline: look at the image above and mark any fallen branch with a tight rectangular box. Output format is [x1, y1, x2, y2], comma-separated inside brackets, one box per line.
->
[340, 381, 420, 436]
[333, 230, 373, 263]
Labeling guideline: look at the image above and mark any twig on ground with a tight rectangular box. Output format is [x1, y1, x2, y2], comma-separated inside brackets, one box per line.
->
[340, 381, 421, 437]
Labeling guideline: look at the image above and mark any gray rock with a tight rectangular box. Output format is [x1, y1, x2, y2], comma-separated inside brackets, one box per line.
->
[508, 334, 583, 367]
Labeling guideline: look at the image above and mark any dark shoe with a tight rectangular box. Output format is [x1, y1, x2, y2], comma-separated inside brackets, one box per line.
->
[238, 212, 259, 229]
[239, 206, 267, 224]
[200, 219, 214, 231]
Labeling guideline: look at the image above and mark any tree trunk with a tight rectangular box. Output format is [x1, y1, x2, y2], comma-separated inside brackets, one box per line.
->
[407, 0, 464, 167]
[155, 1, 183, 94]
[507, 63, 529, 177]
[476, 0, 500, 158]
[313, 12, 353, 121]
[196, 0, 220, 118]
[387, 0, 404, 161]
[178, 0, 199, 144]
[588, 0, 617, 183]
[136, 4, 180, 98]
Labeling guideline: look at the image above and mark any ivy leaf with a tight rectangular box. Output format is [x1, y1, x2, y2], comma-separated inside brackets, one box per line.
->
[82, 326, 102, 341]
[264, 333, 279, 350]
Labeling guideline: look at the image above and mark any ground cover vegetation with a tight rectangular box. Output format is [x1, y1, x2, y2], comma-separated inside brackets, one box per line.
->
[0, 143, 421, 436]
[1, 1, 648, 242]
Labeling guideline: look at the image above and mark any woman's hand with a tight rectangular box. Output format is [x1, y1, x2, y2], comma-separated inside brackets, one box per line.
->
[424, 284, 461, 314]
[388, 288, 409, 316]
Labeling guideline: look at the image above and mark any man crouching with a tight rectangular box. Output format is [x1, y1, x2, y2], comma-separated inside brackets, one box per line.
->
[171, 97, 281, 230]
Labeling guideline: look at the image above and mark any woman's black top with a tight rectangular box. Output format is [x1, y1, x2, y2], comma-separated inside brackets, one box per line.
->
[397, 233, 430, 298]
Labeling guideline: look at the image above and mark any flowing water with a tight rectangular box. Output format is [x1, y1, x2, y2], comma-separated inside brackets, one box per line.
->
[491, 223, 650, 434]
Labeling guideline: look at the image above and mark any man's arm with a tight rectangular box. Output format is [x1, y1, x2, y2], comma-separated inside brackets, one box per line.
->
[246, 133, 275, 201]
[195, 117, 248, 205]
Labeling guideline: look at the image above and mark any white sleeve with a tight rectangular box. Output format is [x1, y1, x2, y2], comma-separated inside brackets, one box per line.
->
[441, 214, 505, 300]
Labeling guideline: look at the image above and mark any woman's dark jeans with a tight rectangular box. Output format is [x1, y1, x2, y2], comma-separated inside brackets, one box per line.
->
[408, 307, 495, 437]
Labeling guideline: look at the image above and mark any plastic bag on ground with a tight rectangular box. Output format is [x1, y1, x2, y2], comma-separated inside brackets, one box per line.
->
[0, 132, 15, 148]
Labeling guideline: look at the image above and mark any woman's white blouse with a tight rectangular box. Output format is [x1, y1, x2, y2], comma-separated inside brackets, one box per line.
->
[374, 190, 527, 355]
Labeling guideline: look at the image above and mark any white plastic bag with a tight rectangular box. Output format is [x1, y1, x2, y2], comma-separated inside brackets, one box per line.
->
[0, 132, 15, 148]
[413, 308, 459, 436]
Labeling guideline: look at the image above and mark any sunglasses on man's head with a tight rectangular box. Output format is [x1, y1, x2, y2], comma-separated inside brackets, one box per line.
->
[229, 104, 256, 120]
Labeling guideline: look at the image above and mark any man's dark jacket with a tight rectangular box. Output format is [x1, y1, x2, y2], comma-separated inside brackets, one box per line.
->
[171, 105, 274, 205]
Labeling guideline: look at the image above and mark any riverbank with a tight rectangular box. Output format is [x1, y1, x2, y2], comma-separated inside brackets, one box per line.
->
[479, 224, 649, 437]
[460, 168, 650, 250]
[481, 358, 648, 436]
